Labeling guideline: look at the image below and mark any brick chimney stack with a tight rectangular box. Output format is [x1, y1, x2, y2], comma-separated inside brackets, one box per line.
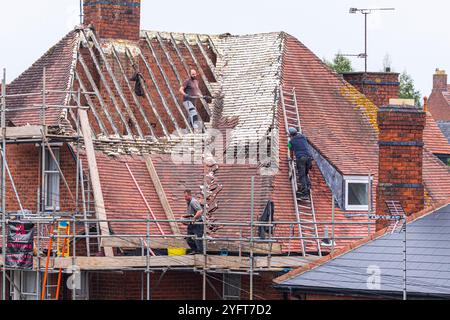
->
[83, 0, 141, 41]
[433, 69, 448, 92]
[376, 105, 426, 231]
[342, 72, 400, 108]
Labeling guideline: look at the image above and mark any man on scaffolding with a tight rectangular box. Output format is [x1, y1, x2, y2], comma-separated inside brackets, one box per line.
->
[182, 189, 205, 254]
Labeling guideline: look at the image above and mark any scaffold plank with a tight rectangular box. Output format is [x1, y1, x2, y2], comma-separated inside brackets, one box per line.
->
[0, 125, 42, 138]
[143, 154, 181, 235]
[101, 237, 282, 254]
[79, 109, 114, 257]
[47, 255, 315, 271]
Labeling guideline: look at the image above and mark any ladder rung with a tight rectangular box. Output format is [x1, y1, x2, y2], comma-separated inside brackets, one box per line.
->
[300, 213, 313, 217]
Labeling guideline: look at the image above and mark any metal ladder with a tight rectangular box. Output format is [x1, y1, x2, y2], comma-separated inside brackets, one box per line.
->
[280, 86, 322, 256]
[79, 159, 101, 256]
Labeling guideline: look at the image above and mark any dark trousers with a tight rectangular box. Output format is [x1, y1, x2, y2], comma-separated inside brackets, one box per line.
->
[296, 156, 312, 195]
[186, 223, 204, 253]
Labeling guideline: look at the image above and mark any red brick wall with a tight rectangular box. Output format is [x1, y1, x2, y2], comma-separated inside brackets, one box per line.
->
[3, 143, 92, 256]
[239, 272, 284, 300]
[5, 143, 78, 213]
[376, 106, 426, 230]
[89, 271, 283, 300]
[83, 0, 141, 41]
[342, 72, 399, 108]
[428, 70, 450, 121]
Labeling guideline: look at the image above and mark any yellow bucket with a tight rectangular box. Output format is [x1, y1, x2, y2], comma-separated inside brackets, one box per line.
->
[168, 247, 187, 256]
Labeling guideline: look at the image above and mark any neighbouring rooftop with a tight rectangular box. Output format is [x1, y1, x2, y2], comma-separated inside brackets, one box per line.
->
[274, 199, 450, 298]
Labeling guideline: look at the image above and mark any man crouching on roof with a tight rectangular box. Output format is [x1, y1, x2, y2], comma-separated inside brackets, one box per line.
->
[179, 69, 206, 132]
[183, 189, 205, 254]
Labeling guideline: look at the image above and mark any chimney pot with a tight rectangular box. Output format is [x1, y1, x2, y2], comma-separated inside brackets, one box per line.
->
[433, 69, 447, 91]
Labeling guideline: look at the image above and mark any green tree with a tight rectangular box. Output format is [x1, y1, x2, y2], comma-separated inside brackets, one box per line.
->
[399, 71, 422, 107]
[324, 52, 353, 74]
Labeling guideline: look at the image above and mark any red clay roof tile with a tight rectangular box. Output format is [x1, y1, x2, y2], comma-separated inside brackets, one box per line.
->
[5, 31, 79, 127]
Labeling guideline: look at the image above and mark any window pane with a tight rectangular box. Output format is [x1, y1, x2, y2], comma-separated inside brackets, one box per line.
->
[348, 183, 368, 206]
[45, 148, 60, 171]
[45, 173, 60, 208]
[223, 274, 241, 300]
[21, 271, 37, 300]
[44, 148, 60, 209]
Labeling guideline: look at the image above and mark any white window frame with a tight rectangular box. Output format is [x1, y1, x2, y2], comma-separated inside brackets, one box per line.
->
[44, 147, 60, 211]
[14, 271, 38, 300]
[223, 274, 241, 300]
[74, 271, 90, 300]
[344, 176, 372, 211]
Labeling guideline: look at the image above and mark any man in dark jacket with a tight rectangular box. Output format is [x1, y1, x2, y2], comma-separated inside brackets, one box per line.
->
[288, 127, 313, 200]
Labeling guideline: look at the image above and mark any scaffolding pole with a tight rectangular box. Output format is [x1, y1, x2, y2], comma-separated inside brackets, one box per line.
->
[0, 66, 381, 300]
[146, 202, 151, 301]
[250, 176, 254, 300]
[1, 68, 6, 301]
[202, 175, 207, 301]
[37, 67, 48, 300]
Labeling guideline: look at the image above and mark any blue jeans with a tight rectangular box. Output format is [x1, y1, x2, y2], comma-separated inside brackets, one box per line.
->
[183, 101, 201, 130]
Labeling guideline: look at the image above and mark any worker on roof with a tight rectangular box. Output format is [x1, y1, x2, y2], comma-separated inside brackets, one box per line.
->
[288, 127, 313, 200]
[179, 69, 204, 131]
[182, 189, 205, 254]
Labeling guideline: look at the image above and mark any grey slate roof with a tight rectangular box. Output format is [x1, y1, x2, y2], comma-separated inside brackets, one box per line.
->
[213, 32, 283, 148]
[438, 121, 450, 144]
[277, 203, 450, 298]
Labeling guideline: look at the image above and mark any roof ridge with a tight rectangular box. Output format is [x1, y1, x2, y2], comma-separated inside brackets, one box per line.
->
[273, 196, 450, 284]
[141, 29, 284, 38]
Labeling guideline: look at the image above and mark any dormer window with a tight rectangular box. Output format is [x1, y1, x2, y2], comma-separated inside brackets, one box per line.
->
[344, 176, 372, 211]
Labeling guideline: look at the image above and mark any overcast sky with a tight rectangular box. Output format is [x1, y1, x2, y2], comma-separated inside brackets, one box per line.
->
[0, 0, 449, 96]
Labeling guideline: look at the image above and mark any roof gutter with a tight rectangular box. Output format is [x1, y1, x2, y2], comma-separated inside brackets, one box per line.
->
[272, 284, 450, 300]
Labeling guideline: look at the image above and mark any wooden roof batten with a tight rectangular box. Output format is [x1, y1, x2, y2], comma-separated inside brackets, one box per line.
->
[86, 30, 145, 139]
[137, 47, 184, 136]
[110, 44, 157, 137]
[76, 54, 120, 136]
[143, 32, 193, 132]
[79, 29, 134, 137]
